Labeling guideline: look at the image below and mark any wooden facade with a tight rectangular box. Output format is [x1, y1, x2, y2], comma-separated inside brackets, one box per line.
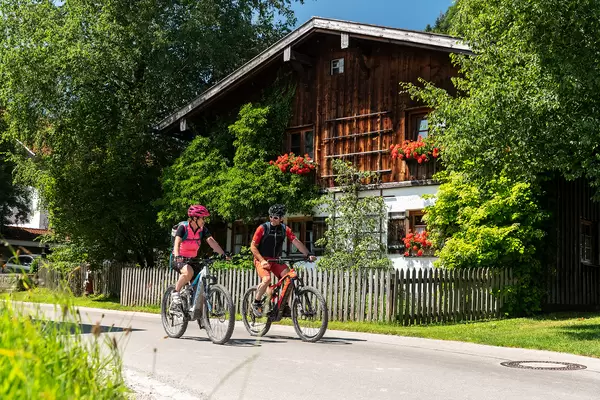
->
[160, 20, 462, 188]
[286, 35, 454, 186]
[545, 178, 600, 310]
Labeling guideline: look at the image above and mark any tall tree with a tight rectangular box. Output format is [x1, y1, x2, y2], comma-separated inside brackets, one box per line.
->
[0, 122, 31, 231]
[411, 0, 600, 190]
[0, 0, 304, 265]
[405, 0, 600, 314]
[157, 83, 320, 225]
[424, 3, 457, 34]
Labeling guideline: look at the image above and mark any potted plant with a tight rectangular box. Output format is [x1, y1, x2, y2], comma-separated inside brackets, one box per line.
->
[270, 152, 317, 175]
[390, 136, 440, 164]
[402, 230, 433, 257]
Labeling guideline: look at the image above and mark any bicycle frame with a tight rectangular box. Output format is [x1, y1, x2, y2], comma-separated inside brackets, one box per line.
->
[266, 257, 307, 321]
[183, 259, 217, 321]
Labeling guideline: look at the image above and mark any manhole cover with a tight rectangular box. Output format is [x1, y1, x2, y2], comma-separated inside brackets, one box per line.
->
[500, 361, 587, 371]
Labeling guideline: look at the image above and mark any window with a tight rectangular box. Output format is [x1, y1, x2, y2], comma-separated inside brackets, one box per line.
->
[287, 129, 314, 159]
[408, 210, 427, 234]
[416, 117, 429, 140]
[387, 212, 406, 254]
[580, 219, 596, 265]
[283, 218, 326, 256]
[331, 58, 344, 75]
[408, 111, 430, 140]
[232, 222, 256, 255]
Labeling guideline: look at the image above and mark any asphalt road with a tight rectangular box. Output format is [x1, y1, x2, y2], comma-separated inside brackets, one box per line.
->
[23, 303, 600, 400]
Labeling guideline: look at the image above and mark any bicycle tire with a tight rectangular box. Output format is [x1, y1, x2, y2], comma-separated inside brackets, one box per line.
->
[292, 286, 328, 342]
[161, 285, 188, 338]
[241, 286, 271, 337]
[202, 284, 235, 345]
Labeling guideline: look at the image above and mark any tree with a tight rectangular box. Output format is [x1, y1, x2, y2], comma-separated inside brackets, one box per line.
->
[315, 160, 392, 270]
[0, 0, 304, 265]
[157, 83, 320, 225]
[424, 3, 457, 34]
[404, 0, 600, 314]
[410, 0, 600, 192]
[0, 118, 30, 231]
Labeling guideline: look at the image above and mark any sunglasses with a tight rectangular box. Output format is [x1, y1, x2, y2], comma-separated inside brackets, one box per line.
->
[269, 215, 281, 220]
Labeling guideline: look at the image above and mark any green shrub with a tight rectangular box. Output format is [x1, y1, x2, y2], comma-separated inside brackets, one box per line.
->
[212, 246, 254, 270]
[425, 171, 547, 315]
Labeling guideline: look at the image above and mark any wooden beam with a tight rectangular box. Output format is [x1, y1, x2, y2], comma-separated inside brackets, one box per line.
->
[324, 111, 389, 123]
[341, 33, 349, 49]
[321, 169, 392, 178]
[325, 149, 390, 158]
[284, 50, 313, 66]
[323, 128, 393, 142]
[179, 118, 187, 132]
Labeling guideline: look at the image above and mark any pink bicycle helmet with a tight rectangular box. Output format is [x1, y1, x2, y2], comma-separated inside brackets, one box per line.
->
[188, 204, 210, 218]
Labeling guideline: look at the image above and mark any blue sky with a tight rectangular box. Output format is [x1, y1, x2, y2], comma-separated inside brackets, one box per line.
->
[291, 0, 454, 31]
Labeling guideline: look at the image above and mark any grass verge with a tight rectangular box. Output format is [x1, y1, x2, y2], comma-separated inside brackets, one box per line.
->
[6, 289, 600, 359]
[0, 296, 129, 399]
[6, 288, 160, 314]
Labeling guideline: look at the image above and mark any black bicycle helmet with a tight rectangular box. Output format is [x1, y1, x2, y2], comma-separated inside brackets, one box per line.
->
[268, 204, 287, 218]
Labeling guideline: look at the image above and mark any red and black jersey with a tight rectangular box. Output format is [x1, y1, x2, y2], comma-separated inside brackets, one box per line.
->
[252, 222, 296, 258]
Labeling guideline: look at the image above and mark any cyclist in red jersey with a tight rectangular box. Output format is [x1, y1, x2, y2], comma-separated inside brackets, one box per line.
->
[250, 204, 316, 317]
[171, 204, 228, 306]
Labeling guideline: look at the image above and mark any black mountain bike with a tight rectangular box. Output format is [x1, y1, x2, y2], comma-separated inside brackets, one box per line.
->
[241, 256, 328, 342]
[161, 256, 235, 345]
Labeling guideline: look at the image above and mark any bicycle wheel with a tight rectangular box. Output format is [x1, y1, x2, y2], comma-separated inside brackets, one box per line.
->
[241, 286, 271, 337]
[161, 285, 188, 338]
[202, 284, 235, 345]
[292, 286, 328, 342]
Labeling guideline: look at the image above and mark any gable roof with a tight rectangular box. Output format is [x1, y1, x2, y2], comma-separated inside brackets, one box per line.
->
[156, 17, 471, 133]
[1, 226, 50, 242]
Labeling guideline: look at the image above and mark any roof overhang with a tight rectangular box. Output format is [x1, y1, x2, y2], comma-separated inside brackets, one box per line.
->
[156, 17, 471, 133]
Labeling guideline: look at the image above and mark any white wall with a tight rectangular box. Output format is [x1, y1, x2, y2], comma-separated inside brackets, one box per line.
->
[8, 187, 49, 230]
[308, 183, 441, 270]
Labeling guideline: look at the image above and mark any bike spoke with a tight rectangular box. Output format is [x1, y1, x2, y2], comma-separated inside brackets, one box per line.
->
[203, 285, 234, 344]
[292, 287, 328, 342]
[161, 285, 188, 338]
[241, 287, 271, 337]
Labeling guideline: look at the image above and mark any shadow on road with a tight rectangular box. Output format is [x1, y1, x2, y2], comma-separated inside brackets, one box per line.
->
[252, 334, 366, 345]
[316, 336, 366, 345]
[38, 320, 144, 335]
[179, 336, 287, 347]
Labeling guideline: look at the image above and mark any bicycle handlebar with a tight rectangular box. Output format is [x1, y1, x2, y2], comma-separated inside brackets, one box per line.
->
[176, 253, 229, 263]
[268, 255, 313, 264]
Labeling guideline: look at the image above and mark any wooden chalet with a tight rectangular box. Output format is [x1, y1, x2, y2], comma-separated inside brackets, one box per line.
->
[158, 17, 599, 310]
[158, 17, 468, 268]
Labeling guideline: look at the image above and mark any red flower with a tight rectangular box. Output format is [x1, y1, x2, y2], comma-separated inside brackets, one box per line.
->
[403, 230, 432, 257]
[271, 152, 317, 175]
[390, 137, 440, 163]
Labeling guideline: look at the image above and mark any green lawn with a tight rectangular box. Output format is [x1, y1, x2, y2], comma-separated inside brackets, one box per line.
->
[5, 288, 600, 359]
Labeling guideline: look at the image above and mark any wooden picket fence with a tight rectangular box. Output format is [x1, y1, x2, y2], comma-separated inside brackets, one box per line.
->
[34, 262, 123, 297]
[118, 266, 514, 325]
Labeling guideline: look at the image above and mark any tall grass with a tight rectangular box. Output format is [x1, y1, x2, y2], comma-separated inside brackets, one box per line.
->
[0, 297, 129, 399]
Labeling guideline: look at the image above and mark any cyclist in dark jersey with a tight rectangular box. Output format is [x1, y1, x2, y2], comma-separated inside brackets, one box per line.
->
[171, 204, 228, 307]
[249, 204, 316, 317]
